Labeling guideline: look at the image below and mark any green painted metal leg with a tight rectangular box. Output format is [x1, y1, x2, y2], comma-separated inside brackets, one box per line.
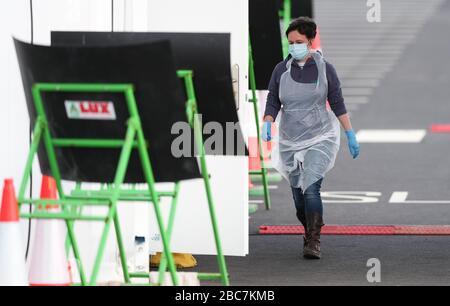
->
[248, 43, 272, 210]
[113, 213, 131, 284]
[252, 89, 271, 210]
[89, 122, 136, 285]
[130, 115, 179, 286]
[149, 194, 178, 285]
[157, 182, 181, 285]
[194, 118, 229, 286]
[18, 119, 44, 205]
[65, 219, 87, 286]
[203, 180, 229, 285]
[177, 70, 230, 285]
[64, 204, 83, 261]
[260, 167, 271, 210]
[282, 0, 292, 58]
[201, 168, 229, 285]
[65, 206, 77, 254]
[89, 214, 114, 285]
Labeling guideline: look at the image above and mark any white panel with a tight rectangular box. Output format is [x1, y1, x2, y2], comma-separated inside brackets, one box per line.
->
[0, 0, 29, 182]
[0, 0, 36, 248]
[32, 0, 112, 45]
[149, 156, 248, 256]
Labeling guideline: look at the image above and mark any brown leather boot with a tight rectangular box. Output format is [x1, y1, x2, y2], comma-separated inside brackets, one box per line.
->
[297, 210, 308, 248]
[303, 213, 324, 259]
[292, 188, 308, 248]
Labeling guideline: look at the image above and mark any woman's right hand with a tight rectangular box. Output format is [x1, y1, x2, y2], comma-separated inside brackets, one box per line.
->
[262, 121, 272, 142]
[345, 129, 360, 159]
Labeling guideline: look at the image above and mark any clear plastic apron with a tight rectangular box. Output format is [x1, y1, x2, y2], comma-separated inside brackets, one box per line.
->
[271, 52, 340, 191]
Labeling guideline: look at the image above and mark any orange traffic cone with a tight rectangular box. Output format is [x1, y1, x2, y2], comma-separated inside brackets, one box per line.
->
[28, 176, 71, 286]
[249, 176, 254, 189]
[249, 137, 272, 172]
[0, 179, 28, 286]
[311, 27, 331, 111]
[311, 27, 322, 53]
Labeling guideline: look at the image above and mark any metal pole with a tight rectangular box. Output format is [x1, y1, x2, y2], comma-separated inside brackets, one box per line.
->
[248, 42, 271, 210]
[282, 0, 292, 58]
[157, 182, 181, 284]
[178, 71, 230, 285]
[126, 88, 180, 286]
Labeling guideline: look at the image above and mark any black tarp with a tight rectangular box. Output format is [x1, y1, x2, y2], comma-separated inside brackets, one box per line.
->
[14, 38, 201, 183]
[292, 0, 314, 19]
[249, 0, 284, 90]
[51, 31, 247, 156]
[277, 0, 314, 18]
[250, 0, 314, 90]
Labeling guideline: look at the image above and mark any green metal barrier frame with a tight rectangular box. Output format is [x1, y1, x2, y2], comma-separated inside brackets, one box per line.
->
[176, 70, 229, 285]
[248, 40, 272, 210]
[246, 0, 293, 210]
[140, 70, 229, 285]
[17, 74, 229, 286]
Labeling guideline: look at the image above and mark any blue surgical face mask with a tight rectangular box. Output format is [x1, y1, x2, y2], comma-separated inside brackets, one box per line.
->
[288, 43, 309, 61]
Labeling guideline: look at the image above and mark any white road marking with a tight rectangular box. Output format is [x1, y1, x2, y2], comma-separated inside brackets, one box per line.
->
[320, 27, 425, 31]
[336, 63, 395, 68]
[251, 185, 279, 190]
[356, 129, 427, 143]
[339, 72, 387, 78]
[322, 192, 381, 204]
[329, 56, 400, 61]
[326, 50, 403, 56]
[344, 96, 369, 104]
[327, 46, 406, 51]
[342, 88, 374, 96]
[322, 38, 416, 44]
[345, 104, 360, 111]
[389, 192, 450, 204]
[341, 79, 380, 87]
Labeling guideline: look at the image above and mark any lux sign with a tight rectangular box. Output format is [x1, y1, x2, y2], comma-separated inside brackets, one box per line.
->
[65, 100, 116, 120]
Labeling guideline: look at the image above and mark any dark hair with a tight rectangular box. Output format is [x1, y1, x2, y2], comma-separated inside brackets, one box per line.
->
[285, 17, 317, 40]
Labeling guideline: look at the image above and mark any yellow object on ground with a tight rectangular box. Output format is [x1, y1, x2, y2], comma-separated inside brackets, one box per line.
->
[150, 253, 198, 269]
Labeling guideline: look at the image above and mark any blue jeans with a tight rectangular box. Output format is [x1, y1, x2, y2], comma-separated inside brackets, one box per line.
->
[291, 178, 324, 223]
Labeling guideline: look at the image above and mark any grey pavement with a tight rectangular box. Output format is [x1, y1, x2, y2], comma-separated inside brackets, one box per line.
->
[193, 0, 450, 286]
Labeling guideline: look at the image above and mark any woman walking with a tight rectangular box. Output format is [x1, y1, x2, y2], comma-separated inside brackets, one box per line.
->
[262, 17, 360, 259]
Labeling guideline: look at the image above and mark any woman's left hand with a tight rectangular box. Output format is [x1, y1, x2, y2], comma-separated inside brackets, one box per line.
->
[261, 121, 272, 142]
[345, 130, 360, 159]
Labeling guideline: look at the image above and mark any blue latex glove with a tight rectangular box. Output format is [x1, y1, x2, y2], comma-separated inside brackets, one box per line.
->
[345, 130, 360, 159]
[261, 122, 272, 142]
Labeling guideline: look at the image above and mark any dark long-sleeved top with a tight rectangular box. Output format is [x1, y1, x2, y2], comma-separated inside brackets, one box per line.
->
[264, 55, 347, 119]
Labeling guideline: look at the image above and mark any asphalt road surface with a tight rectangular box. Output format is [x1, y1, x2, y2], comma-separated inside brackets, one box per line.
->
[194, 0, 450, 286]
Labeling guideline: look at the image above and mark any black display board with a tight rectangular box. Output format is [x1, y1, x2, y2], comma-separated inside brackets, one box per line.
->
[249, 0, 284, 90]
[14, 39, 201, 183]
[276, 0, 314, 18]
[51, 31, 247, 156]
[292, 0, 314, 18]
